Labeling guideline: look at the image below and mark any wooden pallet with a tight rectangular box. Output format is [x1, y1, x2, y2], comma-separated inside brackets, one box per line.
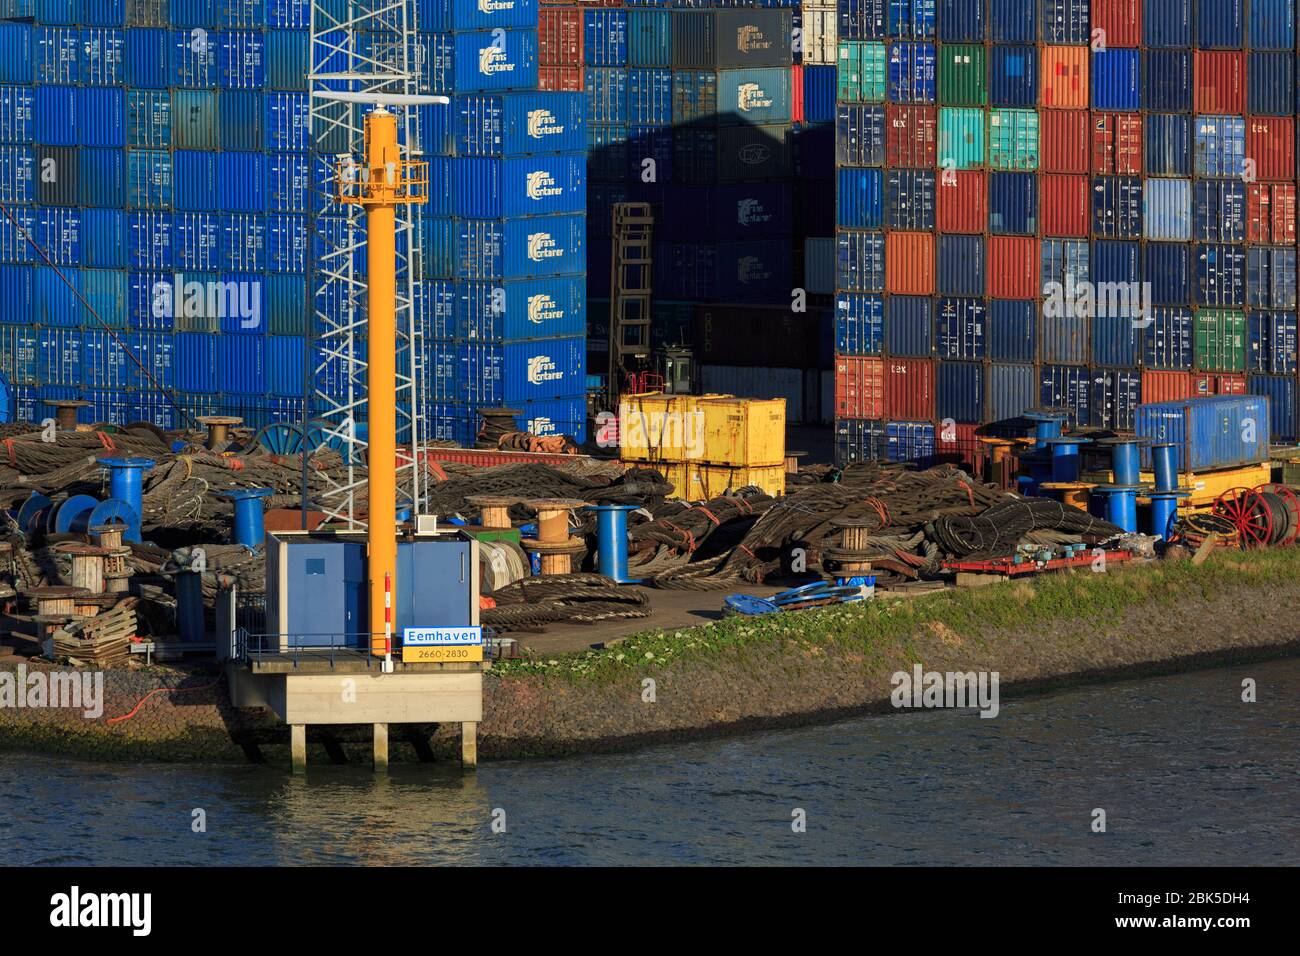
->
[51, 598, 138, 666]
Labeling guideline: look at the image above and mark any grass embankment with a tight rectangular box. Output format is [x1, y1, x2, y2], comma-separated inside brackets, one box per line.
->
[489, 547, 1300, 684]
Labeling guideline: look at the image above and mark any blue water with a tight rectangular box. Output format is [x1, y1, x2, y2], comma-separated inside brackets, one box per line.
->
[3, 659, 1297, 865]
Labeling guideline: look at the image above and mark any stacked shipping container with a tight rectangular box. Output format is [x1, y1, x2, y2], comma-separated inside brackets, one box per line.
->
[834, 0, 1300, 467]
[539, 3, 809, 370]
[0, 2, 588, 445]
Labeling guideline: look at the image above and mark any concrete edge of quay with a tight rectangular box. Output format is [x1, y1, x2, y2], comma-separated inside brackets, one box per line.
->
[2, 571, 1298, 764]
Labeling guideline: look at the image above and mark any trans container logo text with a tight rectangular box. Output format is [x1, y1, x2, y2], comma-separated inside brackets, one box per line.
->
[479, 46, 515, 75]
[527, 294, 563, 324]
[526, 170, 563, 200]
[478, 0, 515, 11]
[527, 355, 563, 384]
[737, 83, 773, 111]
[527, 109, 564, 139]
[737, 198, 773, 226]
[736, 26, 773, 52]
[527, 232, 564, 261]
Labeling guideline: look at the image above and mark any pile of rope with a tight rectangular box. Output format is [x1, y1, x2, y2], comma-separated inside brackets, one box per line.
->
[495, 432, 580, 455]
[482, 573, 651, 631]
[647, 464, 1119, 589]
[424, 463, 673, 525]
[929, 497, 1124, 559]
[628, 488, 776, 572]
[475, 408, 524, 448]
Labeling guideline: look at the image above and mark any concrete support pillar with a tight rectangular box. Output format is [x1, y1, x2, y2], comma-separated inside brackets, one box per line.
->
[373, 723, 388, 773]
[461, 720, 477, 771]
[290, 724, 307, 774]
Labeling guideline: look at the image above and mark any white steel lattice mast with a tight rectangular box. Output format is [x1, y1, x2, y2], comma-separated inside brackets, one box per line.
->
[304, 0, 430, 528]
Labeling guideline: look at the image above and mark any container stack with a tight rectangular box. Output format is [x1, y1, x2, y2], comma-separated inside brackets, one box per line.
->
[0, 2, 588, 446]
[539, 3, 806, 366]
[415, 3, 590, 445]
[0, 8, 314, 429]
[795, 0, 837, 299]
[833, 0, 1300, 468]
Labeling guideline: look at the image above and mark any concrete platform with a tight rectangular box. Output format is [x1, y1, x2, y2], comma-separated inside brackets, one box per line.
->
[510, 582, 784, 656]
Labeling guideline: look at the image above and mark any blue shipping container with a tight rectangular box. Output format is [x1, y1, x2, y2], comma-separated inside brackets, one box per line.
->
[1136, 395, 1270, 470]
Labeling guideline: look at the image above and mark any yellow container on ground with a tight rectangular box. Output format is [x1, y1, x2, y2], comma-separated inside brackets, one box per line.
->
[618, 393, 731, 463]
[663, 462, 785, 500]
[696, 397, 786, 467]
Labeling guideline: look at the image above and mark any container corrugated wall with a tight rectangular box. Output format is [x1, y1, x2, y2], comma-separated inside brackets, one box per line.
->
[833, 0, 1300, 466]
[0, 4, 587, 444]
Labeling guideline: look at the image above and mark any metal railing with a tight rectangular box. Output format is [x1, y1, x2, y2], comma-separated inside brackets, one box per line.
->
[235, 629, 389, 668]
[233, 627, 513, 666]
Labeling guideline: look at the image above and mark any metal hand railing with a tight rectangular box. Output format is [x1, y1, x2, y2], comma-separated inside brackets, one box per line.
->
[235, 629, 392, 668]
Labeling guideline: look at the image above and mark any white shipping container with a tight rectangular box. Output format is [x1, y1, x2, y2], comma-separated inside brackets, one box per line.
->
[799, 8, 837, 66]
[804, 236, 835, 294]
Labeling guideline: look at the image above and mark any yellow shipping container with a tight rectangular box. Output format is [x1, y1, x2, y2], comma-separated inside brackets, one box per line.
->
[696, 397, 786, 467]
[663, 462, 785, 500]
[618, 393, 730, 463]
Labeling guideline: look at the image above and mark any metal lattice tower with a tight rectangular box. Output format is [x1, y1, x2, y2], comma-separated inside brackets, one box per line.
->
[303, 0, 429, 529]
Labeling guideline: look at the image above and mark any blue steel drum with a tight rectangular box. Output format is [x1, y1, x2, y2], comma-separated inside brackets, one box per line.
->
[86, 498, 141, 543]
[255, 422, 304, 455]
[16, 493, 52, 534]
[54, 494, 100, 533]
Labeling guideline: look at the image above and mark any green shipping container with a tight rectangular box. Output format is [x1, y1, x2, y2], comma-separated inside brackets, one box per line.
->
[938, 107, 984, 170]
[837, 42, 886, 104]
[1194, 310, 1247, 371]
[987, 109, 1039, 170]
[938, 44, 986, 106]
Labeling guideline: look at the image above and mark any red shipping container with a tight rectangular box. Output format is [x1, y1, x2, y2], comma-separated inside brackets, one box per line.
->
[1194, 373, 1247, 396]
[885, 232, 935, 294]
[937, 422, 987, 472]
[791, 65, 804, 124]
[1247, 183, 1297, 244]
[1040, 174, 1089, 236]
[936, 170, 985, 233]
[1194, 51, 1246, 115]
[1142, 370, 1194, 404]
[835, 355, 885, 419]
[885, 105, 937, 167]
[539, 8, 583, 67]
[988, 237, 1039, 299]
[1091, 0, 1141, 47]
[538, 66, 584, 92]
[1246, 117, 1295, 183]
[1091, 113, 1142, 174]
[1040, 109, 1089, 173]
[1040, 47, 1088, 108]
[885, 358, 936, 421]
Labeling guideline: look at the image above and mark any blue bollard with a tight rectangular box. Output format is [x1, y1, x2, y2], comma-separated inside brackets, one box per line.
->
[219, 488, 274, 548]
[1092, 486, 1139, 532]
[585, 504, 641, 583]
[176, 570, 205, 642]
[1041, 435, 1091, 483]
[1108, 441, 1142, 486]
[1151, 443, 1179, 493]
[1025, 412, 1065, 451]
[97, 458, 155, 529]
[1148, 492, 1183, 540]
